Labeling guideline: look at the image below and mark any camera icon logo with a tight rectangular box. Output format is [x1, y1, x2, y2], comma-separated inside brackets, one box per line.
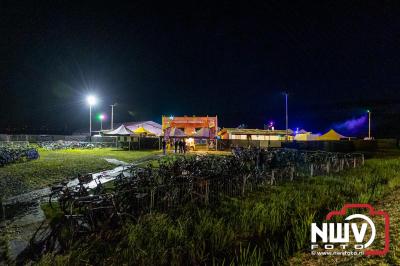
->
[311, 203, 389, 256]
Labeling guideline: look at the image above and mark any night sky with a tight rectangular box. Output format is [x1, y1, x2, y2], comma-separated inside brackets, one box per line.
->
[1, 1, 400, 137]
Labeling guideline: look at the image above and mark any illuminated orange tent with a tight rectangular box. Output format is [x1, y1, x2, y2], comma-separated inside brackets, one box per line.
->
[162, 115, 218, 139]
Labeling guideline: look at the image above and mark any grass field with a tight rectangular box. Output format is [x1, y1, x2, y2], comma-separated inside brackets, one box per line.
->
[34, 156, 400, 265]
[0, 148, 159, 198]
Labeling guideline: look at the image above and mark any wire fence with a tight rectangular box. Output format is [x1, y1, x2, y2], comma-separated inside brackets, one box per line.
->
[115, 153, 363, 213]
[49, 149, 364, 233]
[0, 134, 116, 142]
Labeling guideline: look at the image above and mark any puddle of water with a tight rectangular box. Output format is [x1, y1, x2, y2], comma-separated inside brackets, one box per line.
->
[1, 201, 44, 227]
[1, 199, 46, 261]
[104, 158, 130, 166]
[3, 201, 38, 220]
[3, 187, 50, 206]
[1, 155, 158, 261]
[0, 159, 131, 261]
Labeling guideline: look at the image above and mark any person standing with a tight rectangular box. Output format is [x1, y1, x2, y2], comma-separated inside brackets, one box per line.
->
[174, 139, 179, 153]
[182, 139, 187, 154]
[162, 139, 166, 155]
[178, 139, 183, 153]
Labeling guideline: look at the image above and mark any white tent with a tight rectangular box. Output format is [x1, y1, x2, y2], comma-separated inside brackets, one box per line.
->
[125, 121, 163, 136]
[103, 125, 135, 136]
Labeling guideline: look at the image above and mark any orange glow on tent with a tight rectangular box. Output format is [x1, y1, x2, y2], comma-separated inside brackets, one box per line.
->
[162, 115, 218, 139]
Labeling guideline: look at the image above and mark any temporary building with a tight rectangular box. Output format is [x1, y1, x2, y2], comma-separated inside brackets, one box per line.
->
[318, 129, 346, 141]
[218, 128, 293, 141]
[294, 129, 320, 141]
[162, 115, 218, 139]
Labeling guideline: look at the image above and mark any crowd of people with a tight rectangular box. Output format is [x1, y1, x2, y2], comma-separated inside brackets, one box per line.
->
[162, 139, 187, 155]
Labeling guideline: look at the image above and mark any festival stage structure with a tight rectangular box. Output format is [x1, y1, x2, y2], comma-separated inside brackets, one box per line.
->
[162, 115, 218, 140]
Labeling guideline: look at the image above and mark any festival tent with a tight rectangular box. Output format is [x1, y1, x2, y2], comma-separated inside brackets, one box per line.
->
[194, 128, 210, 138]
[318, 129, 346, 140]
[133, 126, 153, 135]
[165, 127, 186, 138]
[125, 121, 162, 136]
[102, 125, 135, 136]
[102, 125, 140, 150]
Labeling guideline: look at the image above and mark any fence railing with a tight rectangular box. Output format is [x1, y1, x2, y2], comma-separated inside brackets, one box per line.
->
[217, 138, 400, 152]
[53, 150, 364, 232]
[37, 141, 117, 150]
[114, 153, 364, 214]
[0, 134, 117, 143]
[0, 141, 30, 147]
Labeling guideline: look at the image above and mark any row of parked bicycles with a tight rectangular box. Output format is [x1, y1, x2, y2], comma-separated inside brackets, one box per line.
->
[38, 141, 102, 150]
[0, 144, 39, 167]
[46, 148, 364, 238]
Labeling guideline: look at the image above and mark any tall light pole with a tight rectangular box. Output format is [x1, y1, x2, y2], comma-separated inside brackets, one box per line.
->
[367, 110, 371, 139]
[87, 95, 97, 137]
[284, 92, 288, 141]
[110, 103, 117, 130]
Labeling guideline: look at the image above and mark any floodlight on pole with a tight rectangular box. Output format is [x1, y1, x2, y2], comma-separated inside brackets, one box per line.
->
[86, 95, 97, 137]
[87, 95, 97, 106]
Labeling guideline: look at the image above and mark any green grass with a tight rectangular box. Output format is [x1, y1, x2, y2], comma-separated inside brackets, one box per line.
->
[33, 156, 400, 266]
[0, 148, 159, 198]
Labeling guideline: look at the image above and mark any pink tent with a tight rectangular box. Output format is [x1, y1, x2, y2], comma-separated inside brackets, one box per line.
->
[165, 127, 186, 138]
[194, 128, 210, 138]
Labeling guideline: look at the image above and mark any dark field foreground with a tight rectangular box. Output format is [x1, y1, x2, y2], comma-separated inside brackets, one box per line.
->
[28, 156, 400, 266]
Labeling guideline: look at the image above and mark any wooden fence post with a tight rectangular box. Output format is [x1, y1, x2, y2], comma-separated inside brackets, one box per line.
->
[205, 181, 209, 205]
[290, 166, 294, 181]
[271, 170, 275, 185]
[310, 164, 314, 177]
[242, 175, 247, 196]
[362, 154, 365, 166]
[150, 188, 155, 212]
[326, 161, 330, 174]
[0, 197, 4, 221]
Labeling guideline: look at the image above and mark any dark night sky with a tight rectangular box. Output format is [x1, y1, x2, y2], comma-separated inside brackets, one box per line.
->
[1, 1, 400, 137]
